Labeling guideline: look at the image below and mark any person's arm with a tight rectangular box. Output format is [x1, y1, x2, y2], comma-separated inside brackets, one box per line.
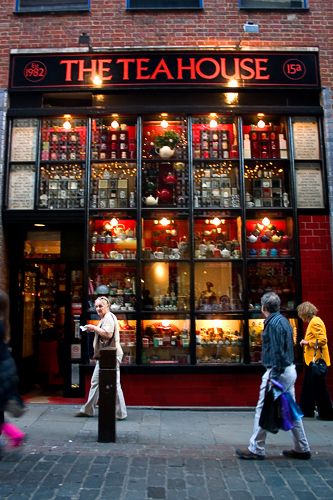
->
[86, 315, 114, 340]
[311, 318, 327, 348]
[270, 319, 293, 380]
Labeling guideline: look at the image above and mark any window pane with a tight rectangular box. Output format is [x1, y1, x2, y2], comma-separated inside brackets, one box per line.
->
[196, 319, 243, 364]
[142, 318, 191, 365]
[127, 0, 202, 9]
[16, 0, 90, 12]
[239, 0, 306, 9]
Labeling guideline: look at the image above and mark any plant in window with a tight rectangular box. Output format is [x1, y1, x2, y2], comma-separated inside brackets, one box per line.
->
[154, 130, 180, 159]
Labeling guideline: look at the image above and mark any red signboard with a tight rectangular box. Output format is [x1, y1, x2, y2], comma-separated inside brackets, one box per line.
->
[9, 51, 320, 91]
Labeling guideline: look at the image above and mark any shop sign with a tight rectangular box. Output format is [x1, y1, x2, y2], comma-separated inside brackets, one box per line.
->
[296, 165, 324, 209]
[9, 51, 319, 90]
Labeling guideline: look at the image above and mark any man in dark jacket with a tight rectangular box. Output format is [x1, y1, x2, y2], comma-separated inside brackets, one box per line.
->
[236, 292, 311, 460]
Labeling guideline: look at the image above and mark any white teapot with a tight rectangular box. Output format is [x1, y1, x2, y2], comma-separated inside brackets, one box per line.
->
[143, 195, 158, 206]
[156, 146, 175, 159]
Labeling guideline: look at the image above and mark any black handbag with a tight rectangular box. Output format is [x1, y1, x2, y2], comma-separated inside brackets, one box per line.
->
[310, 340, 327, 377]
[259, 386, 281, 434]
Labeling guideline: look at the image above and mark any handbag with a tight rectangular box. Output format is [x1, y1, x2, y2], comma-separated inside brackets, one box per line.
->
[310, 340, 327, 377]
[259, 385, 281, 434]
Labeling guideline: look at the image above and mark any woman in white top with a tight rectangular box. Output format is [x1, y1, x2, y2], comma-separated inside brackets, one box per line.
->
[75, 296, 127, 420]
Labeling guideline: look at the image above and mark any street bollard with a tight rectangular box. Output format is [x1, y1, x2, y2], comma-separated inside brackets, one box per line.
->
[98, 347, 117, 443]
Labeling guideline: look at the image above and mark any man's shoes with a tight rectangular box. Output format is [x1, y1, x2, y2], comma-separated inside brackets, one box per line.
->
[74, 411, 92, 417]
[282, 449, 311, 460]
[236, 448, 265, 460]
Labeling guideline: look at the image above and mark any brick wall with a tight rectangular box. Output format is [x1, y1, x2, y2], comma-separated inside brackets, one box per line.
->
[299, 215, 333, 390]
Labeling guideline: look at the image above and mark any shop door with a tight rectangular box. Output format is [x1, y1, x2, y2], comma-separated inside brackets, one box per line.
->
[21, 262, 69, 389]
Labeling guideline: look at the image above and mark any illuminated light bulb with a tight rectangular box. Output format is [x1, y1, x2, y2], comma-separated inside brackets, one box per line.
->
[111, 120, 119, 129]
[110, 218, 118, 227]
[160, 119, 169, 128]
[153, 220, 159, 225]
[262, 217, 270, 227]
[211, 217, 221, 226]
[92, 74, 102, 86]
[257, 113, 265, 128]
[205, 219, 210, 224]
[209, 119, 218, 128]
[159, 217, 170, 226]
[62, 114, 72, 130]
[161, 320, 170, 327]
[221, 219, 226, 225]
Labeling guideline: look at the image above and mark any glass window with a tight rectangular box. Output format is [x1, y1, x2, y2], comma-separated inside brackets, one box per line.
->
[24, 231, 61, 259]
[142, 214, 189, 260]
[89, 215, 137, 260]
[239, 0, 307, 9]
[142, 262, 190, 312]
[249, 317, 298, 363]
[246, 215, 294, 258]
[141, 318, 191, 365]
[247, 260, 296, 311]
[142, 114, 188, 208]
[88, 262, 137, 313]
[39, 118, 87, 209]
[127, 0, 203, 10]
[192, 115, 240, 209]
[195, 262, 243, 312]
[194, 215, 242, 259]
[15, 0, 90, 13]
[196, 319, 243, 364]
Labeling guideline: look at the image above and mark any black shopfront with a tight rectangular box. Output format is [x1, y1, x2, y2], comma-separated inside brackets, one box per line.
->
[3, 50, 326, 404]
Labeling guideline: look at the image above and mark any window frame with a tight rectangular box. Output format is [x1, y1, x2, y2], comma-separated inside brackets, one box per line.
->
[126, 0, 203, 11]
[238, 0, 308, 10]
[15, 0, 90, 14]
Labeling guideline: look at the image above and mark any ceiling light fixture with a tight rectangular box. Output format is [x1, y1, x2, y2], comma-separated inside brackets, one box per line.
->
[257, 113, 266, 129]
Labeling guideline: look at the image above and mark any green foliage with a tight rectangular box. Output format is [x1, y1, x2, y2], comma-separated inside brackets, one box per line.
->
[154, 130, 180, 148]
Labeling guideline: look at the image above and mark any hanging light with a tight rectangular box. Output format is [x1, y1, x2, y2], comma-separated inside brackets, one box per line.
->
[262, 217, 270, 227]
[209, 113, 218, 128]
[160, 113, 169, 128]
[210, 217, 221, 226]
[257, 113, 266, 129]
[111, 114, 119, 129]
[110, 217, 119, 227]
[159, 217, 171, 226]
[62, 114, 72, 130]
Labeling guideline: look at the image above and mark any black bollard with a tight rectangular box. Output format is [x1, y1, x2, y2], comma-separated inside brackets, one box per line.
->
[98, 347, 117, 443]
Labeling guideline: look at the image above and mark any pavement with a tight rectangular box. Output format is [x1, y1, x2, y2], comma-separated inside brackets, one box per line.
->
[0, 404, 333, 499]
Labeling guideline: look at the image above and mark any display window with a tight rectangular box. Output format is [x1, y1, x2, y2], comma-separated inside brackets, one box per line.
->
[142, 214, 189, 260]
[141, 262, 190, 312]
[247, 260, 296, 311]
[194, 262, 243, 312]
[38, 117, 87, 209]
[142, 114, 188, 208]
[192, 114, 239, 208]
[196, 318, 243, 364]
[141, 318, 191, 365]
[246, 215, 294, 258]
[89, 215, 137, 260]
[88, 262, 136, 313]
[194, 215, 242, 259]
[249, 317, 298, 363]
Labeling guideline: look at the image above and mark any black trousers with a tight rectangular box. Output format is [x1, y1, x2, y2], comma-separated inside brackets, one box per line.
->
[300, 364, 333, 418]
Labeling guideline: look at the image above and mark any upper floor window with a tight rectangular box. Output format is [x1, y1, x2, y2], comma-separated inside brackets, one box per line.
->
[239, 0, 307, 9]
[15, 0, 90, 13]
[126, 0, 203, 10]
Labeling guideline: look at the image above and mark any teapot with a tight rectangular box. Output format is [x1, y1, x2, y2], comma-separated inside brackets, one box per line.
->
[143, 195, 159, 206]
[163, 172, 177, 185]
[157, 189, 172, 202]
[156, 145, 175, 159]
